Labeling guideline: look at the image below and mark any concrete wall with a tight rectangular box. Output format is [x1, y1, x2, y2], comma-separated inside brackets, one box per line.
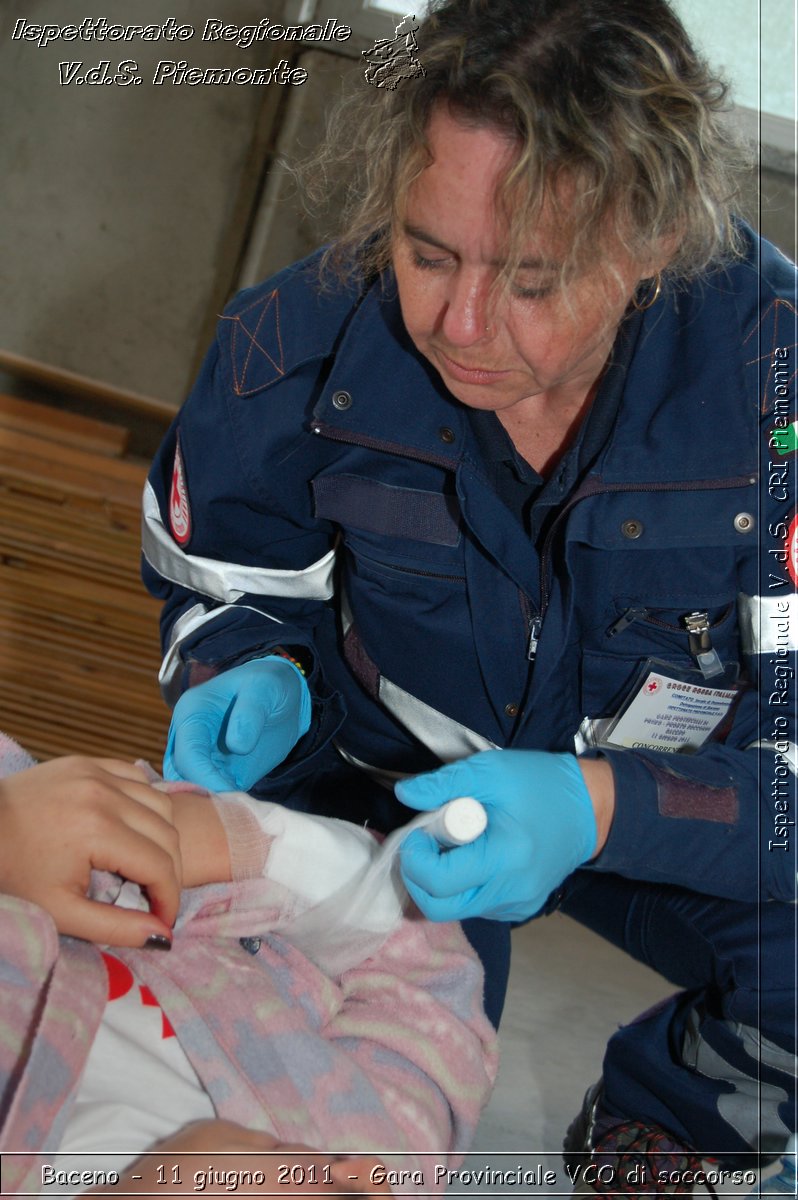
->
[0, 0, 294, 405]
[1, 1, 794, 410]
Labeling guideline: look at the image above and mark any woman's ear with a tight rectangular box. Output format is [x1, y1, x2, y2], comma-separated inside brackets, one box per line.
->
[645, 227, 683, 277]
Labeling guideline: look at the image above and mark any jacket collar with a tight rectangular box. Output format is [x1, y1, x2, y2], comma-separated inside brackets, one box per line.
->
[311, 279, 470, 469]
[305, 258, 757, 484]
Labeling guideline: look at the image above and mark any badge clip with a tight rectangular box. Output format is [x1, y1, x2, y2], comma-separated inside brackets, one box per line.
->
[682, 611, 724, 680]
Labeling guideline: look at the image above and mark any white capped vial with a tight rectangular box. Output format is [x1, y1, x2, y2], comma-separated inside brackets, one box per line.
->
[426, 796, 488, 848]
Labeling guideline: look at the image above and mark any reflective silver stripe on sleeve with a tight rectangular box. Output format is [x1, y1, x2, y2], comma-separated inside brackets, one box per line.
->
[738, 593, 798, 654]
[747, 740, 798, 776]
[159, 601, 282, 706]
[142, 481, 335, 603]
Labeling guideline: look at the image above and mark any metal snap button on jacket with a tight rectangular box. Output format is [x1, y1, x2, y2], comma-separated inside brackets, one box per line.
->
[733, 512, 754, 533]
[439, 426, 456, 443]
[621, 519, 644, 539]
[331, 390, 353, 410]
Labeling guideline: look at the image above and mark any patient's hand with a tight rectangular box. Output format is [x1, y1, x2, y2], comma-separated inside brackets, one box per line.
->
[87, 1118, 393, 1196]
[0, 756, 181, 946]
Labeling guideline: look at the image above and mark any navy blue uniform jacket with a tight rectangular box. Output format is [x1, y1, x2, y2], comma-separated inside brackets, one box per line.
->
[144, 224, 797, 1007]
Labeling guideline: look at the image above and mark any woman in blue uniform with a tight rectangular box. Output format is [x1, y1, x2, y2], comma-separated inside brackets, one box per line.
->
[143, 0, 797, 1187]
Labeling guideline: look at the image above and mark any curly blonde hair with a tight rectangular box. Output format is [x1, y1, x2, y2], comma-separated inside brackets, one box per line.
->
[301, 0, 748, 289]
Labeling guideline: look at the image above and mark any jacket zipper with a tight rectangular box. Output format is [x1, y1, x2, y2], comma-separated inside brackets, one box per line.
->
[518, 592, 542, 660]
[606, 606, 650, 637]
[527, 616, 543, 660]
[607, 603, 732, 637]
[606, 604, 729, 677]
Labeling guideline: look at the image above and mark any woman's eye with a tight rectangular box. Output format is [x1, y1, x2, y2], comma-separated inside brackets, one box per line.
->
[411, 249, 449, 270]
[513, 283, 553, 301]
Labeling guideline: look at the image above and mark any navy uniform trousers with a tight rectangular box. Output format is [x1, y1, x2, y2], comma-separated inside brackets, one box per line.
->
[558, 871, 795, 1164]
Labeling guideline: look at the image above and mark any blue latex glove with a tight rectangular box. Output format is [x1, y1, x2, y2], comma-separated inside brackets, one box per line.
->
[163, 657, 311, 792]
[396, 749, 597, 922]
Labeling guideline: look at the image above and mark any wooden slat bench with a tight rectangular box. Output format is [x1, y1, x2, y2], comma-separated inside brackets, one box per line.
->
[0, 395, 170, 765]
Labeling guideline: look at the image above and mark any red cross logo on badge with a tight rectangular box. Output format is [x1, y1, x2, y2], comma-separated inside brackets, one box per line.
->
[169, 438, 191, 546]
[645, 678, 660, 694]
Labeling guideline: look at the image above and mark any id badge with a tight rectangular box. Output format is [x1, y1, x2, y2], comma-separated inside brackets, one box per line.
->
[575, 658, 742, 755]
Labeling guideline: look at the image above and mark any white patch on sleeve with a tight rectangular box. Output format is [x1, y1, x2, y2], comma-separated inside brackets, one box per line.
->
[738, 593, 798, 654]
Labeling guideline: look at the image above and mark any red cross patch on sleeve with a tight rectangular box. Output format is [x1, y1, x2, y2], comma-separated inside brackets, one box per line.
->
[169, 437, 192, 546]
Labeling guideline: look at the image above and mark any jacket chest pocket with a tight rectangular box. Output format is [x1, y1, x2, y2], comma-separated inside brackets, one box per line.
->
[564, 488, 753, 719]
[580, 600, 738, 719]
[603, 595, 737, 663]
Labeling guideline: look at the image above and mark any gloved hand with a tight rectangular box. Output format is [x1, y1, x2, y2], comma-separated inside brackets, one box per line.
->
[163, 657, 311, 792]
[396, 749, 597, 922]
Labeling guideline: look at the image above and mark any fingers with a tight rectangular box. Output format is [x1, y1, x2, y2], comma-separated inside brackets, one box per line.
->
[400, 828, 489, 894]
[58, 780, 184, 929]
[134, 867, 180, 929]
[166, 717, 237, 792]
[395, 759, 474, 812]
[91, 809, 182, 928]
[403, 873, 481, 922]
[55, 891, 173, 948]
[87, 758, 156, 784]
[400, 829, 488, 921]
[29, 755, 160, 795]
[0, 756, 187, 942]
[38, 756, 177, 823]
[224, 694, 267, 756]
[398, 827, 440, 878]
[163, 659, 312, 794]
[97, 774, 175, 822]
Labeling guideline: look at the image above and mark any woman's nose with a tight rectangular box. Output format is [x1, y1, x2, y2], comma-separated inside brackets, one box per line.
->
[440, 271, 493, 347]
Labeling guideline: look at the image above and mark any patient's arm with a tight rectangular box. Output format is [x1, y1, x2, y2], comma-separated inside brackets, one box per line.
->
[139, 795, 498, 1179]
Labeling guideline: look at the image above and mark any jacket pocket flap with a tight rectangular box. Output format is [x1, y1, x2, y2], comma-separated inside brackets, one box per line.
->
[313, 474, 461, 546]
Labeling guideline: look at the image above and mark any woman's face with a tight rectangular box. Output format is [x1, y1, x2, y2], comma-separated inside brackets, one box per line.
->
[392, 107, 650, 414]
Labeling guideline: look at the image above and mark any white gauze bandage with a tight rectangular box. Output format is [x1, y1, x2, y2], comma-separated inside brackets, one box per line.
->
[216, 793, 486, 975]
